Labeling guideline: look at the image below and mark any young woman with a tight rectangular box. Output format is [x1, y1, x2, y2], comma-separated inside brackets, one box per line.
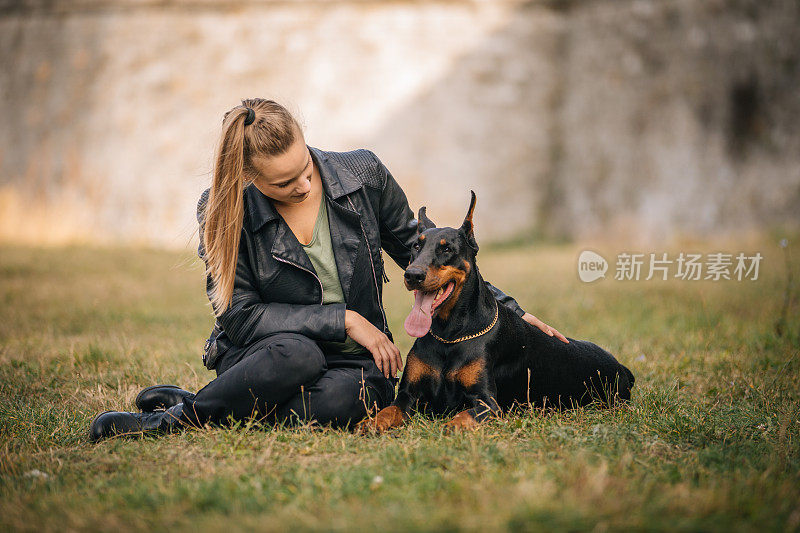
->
[89, 98, 568, 442]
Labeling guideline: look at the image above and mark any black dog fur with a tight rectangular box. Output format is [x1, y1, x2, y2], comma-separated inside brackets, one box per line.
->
[358, 191, 634, 433]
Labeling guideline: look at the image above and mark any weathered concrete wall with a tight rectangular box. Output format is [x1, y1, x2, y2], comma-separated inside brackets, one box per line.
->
[549, 0, 800, 242]
[0, 0, 798, 247]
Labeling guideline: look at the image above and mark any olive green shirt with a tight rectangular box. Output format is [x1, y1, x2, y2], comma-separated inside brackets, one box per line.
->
[301, 196, 368, 355]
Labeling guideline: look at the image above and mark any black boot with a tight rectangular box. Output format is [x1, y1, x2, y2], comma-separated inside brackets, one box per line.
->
[89, 404, 188, 443]
[134, 384, 195, 412]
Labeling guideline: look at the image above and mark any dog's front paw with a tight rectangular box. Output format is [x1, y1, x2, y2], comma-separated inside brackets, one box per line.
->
[444, 410, 479, 432]
[356, 405, 406, 435]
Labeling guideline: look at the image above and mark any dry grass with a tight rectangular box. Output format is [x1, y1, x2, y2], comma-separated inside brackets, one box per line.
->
[0, 236, 798, 532]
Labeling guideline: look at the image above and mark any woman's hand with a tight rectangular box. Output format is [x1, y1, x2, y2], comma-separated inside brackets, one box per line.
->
[345, 310, 403, 378]
[521, 313, 569, 343]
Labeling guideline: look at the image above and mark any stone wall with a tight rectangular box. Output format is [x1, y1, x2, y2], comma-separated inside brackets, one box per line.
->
[549, 0, 800, 242]
[1, 0, 798, 247]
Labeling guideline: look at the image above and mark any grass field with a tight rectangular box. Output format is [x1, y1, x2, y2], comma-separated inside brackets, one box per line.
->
[0, 236, 798, 532]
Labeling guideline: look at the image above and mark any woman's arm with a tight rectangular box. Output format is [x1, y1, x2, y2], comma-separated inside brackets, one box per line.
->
[197, 191, 346, 347]
[207, 238, 346, 347]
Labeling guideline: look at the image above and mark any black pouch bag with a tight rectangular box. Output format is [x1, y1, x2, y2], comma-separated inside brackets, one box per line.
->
[202, 321, 231, 370]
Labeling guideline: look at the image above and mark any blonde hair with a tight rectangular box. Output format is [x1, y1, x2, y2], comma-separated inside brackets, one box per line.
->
[203, 98, 301, 314]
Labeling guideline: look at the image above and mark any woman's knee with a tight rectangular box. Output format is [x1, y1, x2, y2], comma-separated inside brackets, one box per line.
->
[249, 333, 326, 385]
[310, 372, 388, 428]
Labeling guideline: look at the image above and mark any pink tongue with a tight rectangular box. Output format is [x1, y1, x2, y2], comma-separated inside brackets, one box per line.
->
[404, 290, 436, 337]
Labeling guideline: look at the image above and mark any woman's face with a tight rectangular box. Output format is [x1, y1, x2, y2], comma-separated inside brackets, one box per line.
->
[249, 137, 314, 205]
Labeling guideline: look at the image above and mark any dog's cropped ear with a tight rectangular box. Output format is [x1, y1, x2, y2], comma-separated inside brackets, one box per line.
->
[417, 206, 436, 233]
[460, 190, 479, 253]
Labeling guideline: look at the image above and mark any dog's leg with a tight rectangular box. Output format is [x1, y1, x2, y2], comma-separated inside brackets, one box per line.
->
[444, 410, 480, 431]
[357, 404, 408, 434]
[444, 384, 501, 432]
[355, 389, 414, 435]
[358, 349, 443, 435]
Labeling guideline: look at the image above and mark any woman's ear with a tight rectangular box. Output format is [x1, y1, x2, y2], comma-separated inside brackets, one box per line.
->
[460, 190, 479, 253]
[417, 206, 436, 233]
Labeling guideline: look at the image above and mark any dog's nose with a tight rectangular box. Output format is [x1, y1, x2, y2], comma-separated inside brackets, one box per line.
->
[404, 268, 426, 286]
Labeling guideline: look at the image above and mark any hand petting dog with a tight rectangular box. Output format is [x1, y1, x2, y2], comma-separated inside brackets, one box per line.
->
[522, 313, 569, 344]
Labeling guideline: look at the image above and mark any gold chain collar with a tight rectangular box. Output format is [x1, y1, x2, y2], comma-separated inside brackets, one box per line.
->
[429, 300, 499, 344]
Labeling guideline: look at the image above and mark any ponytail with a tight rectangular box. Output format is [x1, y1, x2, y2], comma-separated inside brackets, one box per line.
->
[203, 99, 301, 314]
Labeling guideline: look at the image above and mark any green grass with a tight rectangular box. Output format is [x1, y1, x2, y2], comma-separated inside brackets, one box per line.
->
[0, 237, 798, 532]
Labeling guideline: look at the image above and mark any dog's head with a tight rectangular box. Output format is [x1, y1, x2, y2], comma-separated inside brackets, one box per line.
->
[403, 191, 479, 337]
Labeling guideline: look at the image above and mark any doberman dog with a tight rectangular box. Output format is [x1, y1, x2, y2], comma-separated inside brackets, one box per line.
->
[357, 191, 634, 433]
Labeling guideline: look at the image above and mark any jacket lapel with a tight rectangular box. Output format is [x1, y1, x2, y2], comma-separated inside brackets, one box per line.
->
[244, 183, 316, 272]
[311, 147, 365, 302]
[270, 218, 316, 274]
[326, 199, 362, 302]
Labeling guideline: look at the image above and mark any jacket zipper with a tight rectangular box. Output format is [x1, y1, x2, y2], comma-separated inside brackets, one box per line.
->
[271, 254, 324, 304]
[346, 197, 388, 332]
[379, 254, 389, 283]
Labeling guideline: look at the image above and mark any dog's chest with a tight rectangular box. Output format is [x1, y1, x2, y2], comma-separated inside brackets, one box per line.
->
[416, 375, 471, 414]
[405, 349, 485, 414]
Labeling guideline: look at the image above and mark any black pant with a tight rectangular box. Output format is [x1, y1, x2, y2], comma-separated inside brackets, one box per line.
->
[180, 333, 394, 429]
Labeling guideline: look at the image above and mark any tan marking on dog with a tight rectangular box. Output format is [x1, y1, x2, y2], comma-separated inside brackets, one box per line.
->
[444, 410, 479, 432]
[446, 358, 484, 388]
[419, 234, 425, 240]
[440, 238, 446, 245]
[356, 405, 406, 435]
[411, 263, 469, 320]
[418, 265, 465, 292]
[432, 265, 468, 320]
[404, 352, 440, 384]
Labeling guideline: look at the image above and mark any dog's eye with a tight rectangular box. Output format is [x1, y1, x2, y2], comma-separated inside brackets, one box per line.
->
[441, 245, 451, 254]
[413, 241, 421, 251]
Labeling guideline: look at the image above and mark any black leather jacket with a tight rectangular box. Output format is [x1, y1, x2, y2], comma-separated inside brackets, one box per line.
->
[197, 147, 525, 369]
